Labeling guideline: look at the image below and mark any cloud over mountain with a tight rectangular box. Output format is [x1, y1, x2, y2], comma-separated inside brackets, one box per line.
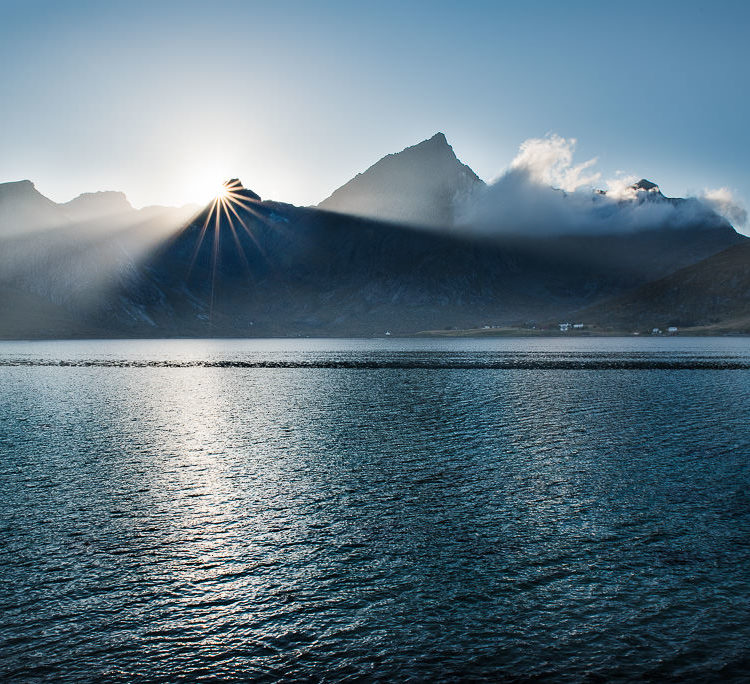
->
[460, 135, 745, 236]
[700, 187, 747, 228]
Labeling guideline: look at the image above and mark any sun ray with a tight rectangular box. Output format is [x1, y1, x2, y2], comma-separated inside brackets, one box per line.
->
[219, 197, 254, 279]
[182, 179, 278, 310]
[224, 192, 276, 229]
[209, 195, 222, 322]
[187, 197, 219, 280]
[222, 193, 268, 258]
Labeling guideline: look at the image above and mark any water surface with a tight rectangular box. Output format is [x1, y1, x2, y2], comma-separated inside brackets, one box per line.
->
[1, 338, 749, 681]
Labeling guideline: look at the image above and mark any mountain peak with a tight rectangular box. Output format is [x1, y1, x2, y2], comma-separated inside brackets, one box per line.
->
[400, 132, 457, 160]
[0, 179, 59, 208]
[318, 134, 483, 226]
[224, 178, 261, 201]
[0, 179, 39, 199]
[0, 180, 62, 235]
[632, 179, 661, 193]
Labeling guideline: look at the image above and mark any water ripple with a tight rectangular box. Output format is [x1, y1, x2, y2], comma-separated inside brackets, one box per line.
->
[1, 339, 749, 681]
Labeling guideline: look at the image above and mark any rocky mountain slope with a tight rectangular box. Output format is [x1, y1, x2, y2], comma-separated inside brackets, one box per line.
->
[318, 133, 483, 226]
[579, 242, 750, 332]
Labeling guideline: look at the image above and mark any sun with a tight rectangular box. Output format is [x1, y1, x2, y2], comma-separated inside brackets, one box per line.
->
[215, 182, 230, 200]
[185, 176, 270, 323]
[215, 179, 245, 202]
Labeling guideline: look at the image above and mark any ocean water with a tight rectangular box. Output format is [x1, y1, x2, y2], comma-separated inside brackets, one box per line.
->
[1, 337, 749, 682]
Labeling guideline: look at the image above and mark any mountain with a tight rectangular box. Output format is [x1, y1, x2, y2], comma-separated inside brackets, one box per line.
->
[0, 180, 63, 236]
[578, 242, 750, 332]
[602, 178, 732, 230]
[318, 133, 483, 226]
[60, 191, 133, 222]
[0, 181, 192, 232]
[0, 174, 745, 339]
[0, 180, 197, 336]
[93, 180, 742, 338]
[632, 179, 660, 193]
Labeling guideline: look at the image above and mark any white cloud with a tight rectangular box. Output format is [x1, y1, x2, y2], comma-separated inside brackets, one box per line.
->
[508, 134, 600, 192]
[460, 135, 740, 236]
[700, 187, 747, 227]
[604, 173, 639, 201]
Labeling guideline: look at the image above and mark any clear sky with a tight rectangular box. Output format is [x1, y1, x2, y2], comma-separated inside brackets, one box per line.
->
[1, 0, 748, 213]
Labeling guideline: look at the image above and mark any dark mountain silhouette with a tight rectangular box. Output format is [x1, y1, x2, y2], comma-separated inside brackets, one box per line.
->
[0, 170, 745, 338]
[579, 242, 750, 332]
[91, 179, 742, 338]
[318, 133, 483, 226]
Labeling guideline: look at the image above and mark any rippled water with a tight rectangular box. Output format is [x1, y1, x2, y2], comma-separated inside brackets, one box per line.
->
[1, 338, 750, 681]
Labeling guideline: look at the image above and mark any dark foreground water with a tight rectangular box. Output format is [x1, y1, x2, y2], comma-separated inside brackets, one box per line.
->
[1, 338, 750, 682]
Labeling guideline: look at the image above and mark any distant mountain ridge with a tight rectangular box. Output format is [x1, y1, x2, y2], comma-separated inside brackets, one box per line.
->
[0, 180, 62, 235]
[318, 133, 484, 226]
[60, 191, 133, 222]
[0, 180, 193, 233]
[0, 137, 747, 339]
[0, 180, 198, 331]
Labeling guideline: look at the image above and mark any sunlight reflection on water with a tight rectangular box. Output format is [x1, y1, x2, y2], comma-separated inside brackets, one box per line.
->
[1, 339, 749, 680]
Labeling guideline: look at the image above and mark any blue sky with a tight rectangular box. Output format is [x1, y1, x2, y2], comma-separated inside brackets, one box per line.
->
[1, 0, 748, 215]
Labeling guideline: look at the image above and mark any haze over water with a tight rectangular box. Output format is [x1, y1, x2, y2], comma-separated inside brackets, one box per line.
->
[1, 338, 749, 681]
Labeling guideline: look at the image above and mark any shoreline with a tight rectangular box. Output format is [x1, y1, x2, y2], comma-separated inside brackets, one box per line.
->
[1, 331, 749, 342]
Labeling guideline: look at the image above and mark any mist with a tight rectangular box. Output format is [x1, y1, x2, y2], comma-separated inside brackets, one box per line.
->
[460, 135, 746, 236]
[0, 182, 197, 333]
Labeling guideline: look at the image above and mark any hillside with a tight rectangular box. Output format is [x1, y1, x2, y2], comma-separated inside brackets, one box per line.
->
[105, 182, 744, 338]
[579, 242, 750, 332]
[0, 173, 745, 338]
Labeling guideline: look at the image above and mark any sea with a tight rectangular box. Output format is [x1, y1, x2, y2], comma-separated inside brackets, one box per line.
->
[1, 337, 749, 682]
